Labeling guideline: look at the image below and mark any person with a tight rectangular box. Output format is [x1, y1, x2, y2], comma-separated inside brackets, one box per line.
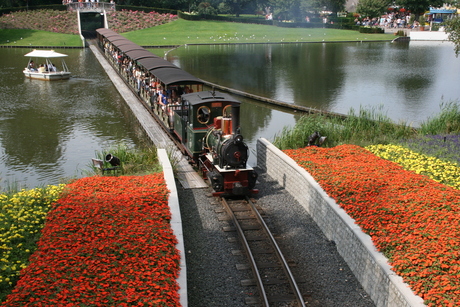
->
[48, 63, 56, 72]
[158, 89, 167, 106]
[27, 60, 36, 71]
[38, 64, 46, 73]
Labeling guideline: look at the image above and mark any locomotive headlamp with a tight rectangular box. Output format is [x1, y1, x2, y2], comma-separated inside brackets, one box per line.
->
[234, 134, 243, 143]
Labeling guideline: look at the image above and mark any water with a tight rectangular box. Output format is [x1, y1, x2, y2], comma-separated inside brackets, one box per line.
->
[168, 41, 460, 126]
[1, 41, 459, 189]
[0, 48, 140, 190]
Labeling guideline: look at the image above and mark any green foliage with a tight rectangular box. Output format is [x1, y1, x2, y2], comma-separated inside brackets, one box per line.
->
[88, 143, 161, 176]
[359, 26, 385, 33]
[445, 16, 460, 57]
[274, 102, 460, 150]
[395, 0, 443, 16]
[217, 2, 231, 14]
[196, 2, 218, 15]
[356, 0, 390, 19]
[419, 101, 460, 134]
[418, 14, 426, 25]
[273, 105, 416, 149]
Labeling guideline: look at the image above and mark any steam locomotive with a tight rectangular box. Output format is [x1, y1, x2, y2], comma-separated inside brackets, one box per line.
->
[95, 28, 257, 196]
[174, 90, 258, 197]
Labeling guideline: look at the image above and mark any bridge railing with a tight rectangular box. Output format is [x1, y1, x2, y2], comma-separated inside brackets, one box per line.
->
[65, 1, 115, 13]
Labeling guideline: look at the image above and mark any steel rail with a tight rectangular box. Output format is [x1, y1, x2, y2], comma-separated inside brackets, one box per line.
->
[220, 197, 270, 306]
[246, 196, 306, 307]
[220, 198, 270, 307]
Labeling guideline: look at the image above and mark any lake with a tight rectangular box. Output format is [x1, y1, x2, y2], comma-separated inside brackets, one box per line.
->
[1, 40, 459, 189]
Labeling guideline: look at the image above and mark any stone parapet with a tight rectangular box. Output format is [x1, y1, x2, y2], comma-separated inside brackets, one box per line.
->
[256, 138, 425, 307]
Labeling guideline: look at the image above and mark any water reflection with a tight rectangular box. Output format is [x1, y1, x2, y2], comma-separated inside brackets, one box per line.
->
[0, 48, 140, 189]
[169, 41, 460, 125]
[1, 41, 459, 188]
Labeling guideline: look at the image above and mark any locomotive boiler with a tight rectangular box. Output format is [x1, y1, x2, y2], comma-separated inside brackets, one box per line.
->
[177, 91, 258, 197]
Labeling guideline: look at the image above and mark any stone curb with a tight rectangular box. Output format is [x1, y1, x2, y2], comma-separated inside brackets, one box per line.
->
[256, 138, 425, 307]
[158, 148, 187, 307]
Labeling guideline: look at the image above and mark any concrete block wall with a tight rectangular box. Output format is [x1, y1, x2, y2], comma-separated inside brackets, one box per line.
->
[257, 138, 425, 307]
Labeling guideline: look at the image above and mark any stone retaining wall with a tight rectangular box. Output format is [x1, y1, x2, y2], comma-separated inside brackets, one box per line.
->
[256, 138, 425, 307]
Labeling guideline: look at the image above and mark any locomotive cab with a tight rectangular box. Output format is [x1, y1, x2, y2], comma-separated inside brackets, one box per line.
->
[173, 90, 242, 162]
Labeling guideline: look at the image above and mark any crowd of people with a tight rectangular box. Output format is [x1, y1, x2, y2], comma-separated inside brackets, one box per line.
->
[355, 12, 421, 29]
[63, 0, 116, 11]
[26, 61, 57, 73]
[103, 41, 201, 112]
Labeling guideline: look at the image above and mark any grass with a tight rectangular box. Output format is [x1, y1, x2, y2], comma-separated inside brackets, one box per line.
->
[273, 105, 417, 149]
[86, 143, 161, 176]
[419, 101, 460, 135]
[273, 101, 460, 166]
[122, 18, 394, 46]
[0, 17, 394, 47]
[0, 29, 82, 47]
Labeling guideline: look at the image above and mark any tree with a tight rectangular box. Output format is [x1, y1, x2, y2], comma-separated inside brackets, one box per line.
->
[222, 0, 255, 17]
[357, 0, 391, 19]
[196, 1, 217, 15]
[445, 17, 460, 57]
[395, 0, 444, 17]
[307, 0, 346, 14]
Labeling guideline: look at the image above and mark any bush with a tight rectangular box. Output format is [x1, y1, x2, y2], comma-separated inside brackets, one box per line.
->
[359, 26, 384, 33]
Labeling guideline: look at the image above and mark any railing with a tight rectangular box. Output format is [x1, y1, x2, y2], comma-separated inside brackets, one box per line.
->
[65, 1, 115, 12]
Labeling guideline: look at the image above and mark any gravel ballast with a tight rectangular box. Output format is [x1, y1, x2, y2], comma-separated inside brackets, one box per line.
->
[178, 169, 375, 307]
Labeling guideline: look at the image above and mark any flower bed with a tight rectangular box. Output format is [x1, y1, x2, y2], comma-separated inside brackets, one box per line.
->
[284, 144, 460, 306]
[1, 174, 180, 306]
[107, 10, 178, 33]
[0, 185, 65, 300]
[400, 134, 460, 166]
[0, 10, 79, 35]
[0, 9, 178, 34]
[366, 144, 460, 190]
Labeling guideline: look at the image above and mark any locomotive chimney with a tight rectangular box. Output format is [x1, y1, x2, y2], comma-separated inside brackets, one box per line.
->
[231, 104, 240, 134]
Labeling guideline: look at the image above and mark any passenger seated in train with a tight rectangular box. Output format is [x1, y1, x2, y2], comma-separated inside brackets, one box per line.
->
[158, 89, 169, 107]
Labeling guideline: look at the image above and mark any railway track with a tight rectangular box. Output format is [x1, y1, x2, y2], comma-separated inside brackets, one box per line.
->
[219, 196, 306, 306]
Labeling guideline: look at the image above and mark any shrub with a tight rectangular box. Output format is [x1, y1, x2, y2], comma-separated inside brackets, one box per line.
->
[359, 26, 384, 33]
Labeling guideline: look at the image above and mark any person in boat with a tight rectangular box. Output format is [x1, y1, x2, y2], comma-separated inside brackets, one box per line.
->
[38, 64, 46, 73]
[27, 60, 36, 71]
[48, 63, 57, 72]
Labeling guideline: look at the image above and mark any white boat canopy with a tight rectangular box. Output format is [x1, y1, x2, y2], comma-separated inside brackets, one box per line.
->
[24, 50, 68, 58]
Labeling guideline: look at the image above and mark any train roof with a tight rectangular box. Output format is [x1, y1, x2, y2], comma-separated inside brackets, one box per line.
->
[117, 46, 145, 53]
[96, 28, 117, 36]
[137, 57, 176, 71]
[123, 49, 156, 60]
[112, 41, 138, 49]
[153, 67, 203, 86]
[182, 91, 240, 106]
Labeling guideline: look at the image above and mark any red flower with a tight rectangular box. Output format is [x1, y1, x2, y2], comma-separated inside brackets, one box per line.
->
[284, 145, 460, 306]
[2, 174, 181, 306]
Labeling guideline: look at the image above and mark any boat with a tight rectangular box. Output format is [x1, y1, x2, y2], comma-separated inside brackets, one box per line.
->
[23, 50, 71, 81]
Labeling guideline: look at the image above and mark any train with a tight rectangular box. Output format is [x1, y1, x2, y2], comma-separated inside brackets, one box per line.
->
[95, 28, 258, 196]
